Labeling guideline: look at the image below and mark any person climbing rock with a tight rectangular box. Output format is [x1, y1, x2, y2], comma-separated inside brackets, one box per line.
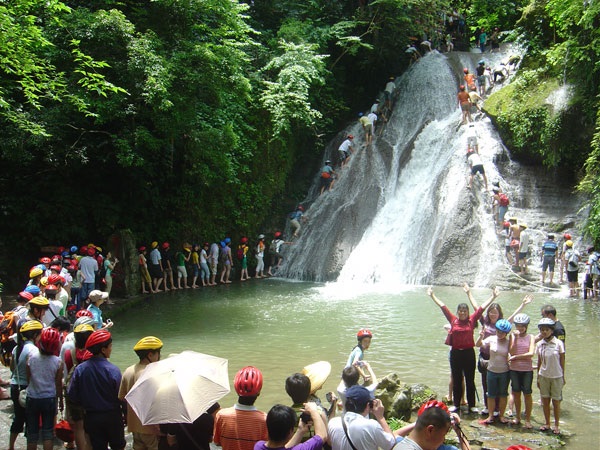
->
[457, 85, 472, 125]
[358, 112, 373, 146]
[319, 161, 335, 195]
[467, 150, 488, 190]
[338, 135, 354, 168]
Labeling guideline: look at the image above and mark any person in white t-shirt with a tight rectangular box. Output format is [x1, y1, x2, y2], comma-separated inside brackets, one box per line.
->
[536, 318, 565, 435]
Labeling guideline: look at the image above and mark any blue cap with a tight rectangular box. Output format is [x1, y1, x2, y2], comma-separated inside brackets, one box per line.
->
[224, 237, 231, 244]
[25, 285, 41, 296]
[346, 385, 374, 410]
[70, 246, 78, 253]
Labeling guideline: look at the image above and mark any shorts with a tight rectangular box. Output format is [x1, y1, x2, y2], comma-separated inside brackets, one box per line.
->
[486, 370, 510, 398]
[471, 164, 485, 175]
[510, 370, 533, 394]
[133, 431, 159, 450]
[340, 150, 349, 160]
[567, 270, 578, 282]
[163, 267, 172, 276]
[538, 375, 563, 401]
[209, 260, 218, 275]
[192, 264, 199, 277]
[477, 75, 485, 85]
[461, 102, 471, 111]
[363, 123, 372, 134]
[26, 396, 57, 443]
[320, 176, 332, 190]
[542, 255, 555, 272]
[177, 266, 187, 278]
[518, 252, 527, 259]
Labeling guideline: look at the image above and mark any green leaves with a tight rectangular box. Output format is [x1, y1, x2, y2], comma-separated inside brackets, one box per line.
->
[260, 40, 327, 139]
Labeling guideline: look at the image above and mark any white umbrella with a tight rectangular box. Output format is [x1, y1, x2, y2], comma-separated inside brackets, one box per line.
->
[125, 350, 230, 425]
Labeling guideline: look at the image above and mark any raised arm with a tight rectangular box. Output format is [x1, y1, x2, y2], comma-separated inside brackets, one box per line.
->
[427, 287, 445, 308]
[480, 287, 500, 311]
[507, 294, 533, 322]
[463, 283, 478, 309]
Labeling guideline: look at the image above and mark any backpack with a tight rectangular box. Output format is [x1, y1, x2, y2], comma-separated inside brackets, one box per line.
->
[0, 311, 18, 367]
[236, 245, 245, 260]
[269, 240, 278, 255]
[567, 250, 579, 269]
[498, 193, 509, 207]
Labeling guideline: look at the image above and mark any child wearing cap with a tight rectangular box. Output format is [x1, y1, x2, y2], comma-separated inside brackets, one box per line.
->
[535, 318, 565, 434]
[87, 290, 113, 330]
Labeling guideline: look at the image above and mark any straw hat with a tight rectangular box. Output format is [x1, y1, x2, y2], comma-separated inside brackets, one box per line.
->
[301, 361, 331, 394]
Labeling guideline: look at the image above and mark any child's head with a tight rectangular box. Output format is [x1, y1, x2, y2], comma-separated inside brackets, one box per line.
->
[342, 366, 360, 388]
[38, 327, 62, 356]
[538, 318, 555, 340]
[357, 328, 373, 349]
[541, 305, 557, 320]
[50, 316, 71, 333]
[285, 373, 311, 404]
[266, 405, 296, 442]
[513, 313, 530, 335]
[88, 290, 108, 306]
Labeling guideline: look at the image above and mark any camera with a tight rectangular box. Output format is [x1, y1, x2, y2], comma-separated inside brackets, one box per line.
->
[326, 392, 333, 403]
[299, 412, 312, 424]
[368, 400, 374, 409]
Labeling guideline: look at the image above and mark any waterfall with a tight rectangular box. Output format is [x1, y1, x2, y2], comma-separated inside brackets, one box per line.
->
[280, 51, 582, 287]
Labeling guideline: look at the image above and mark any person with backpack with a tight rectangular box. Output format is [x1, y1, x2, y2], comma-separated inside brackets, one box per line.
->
[587, 246, 600, 297]
[8, 320, 43, 450]
[1, 292, 32, 368]
[563, 240, 580, 297]
[497, 191, 510, 225]
[255, 235, 266, 278]
[267, 232, 292, 277]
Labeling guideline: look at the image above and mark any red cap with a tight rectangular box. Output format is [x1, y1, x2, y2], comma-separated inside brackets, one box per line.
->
[87, 247, 95, 256]
[162, 242, 170, 249]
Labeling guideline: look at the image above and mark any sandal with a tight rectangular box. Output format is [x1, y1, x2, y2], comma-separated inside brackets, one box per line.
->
[540, 425, 551, 432]
[478, 418, 494, 425]
[524, 422, 533, 429]
[553, 427, 561, 435]
[511, 419, 521, 426]
[499, 418, 510, 424]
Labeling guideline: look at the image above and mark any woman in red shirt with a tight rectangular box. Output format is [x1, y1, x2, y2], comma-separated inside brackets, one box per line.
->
[427, 285, 499, 413]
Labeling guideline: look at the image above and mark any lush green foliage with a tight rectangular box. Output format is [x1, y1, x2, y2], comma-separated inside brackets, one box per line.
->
[3, 0, 599, 281]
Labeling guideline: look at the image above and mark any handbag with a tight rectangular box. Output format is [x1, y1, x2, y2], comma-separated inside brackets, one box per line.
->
[18, 389, 27, 408]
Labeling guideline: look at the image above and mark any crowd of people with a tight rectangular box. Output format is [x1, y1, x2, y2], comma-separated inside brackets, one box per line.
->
[1, 312, 550, 450]
[428, 286, 566, 436]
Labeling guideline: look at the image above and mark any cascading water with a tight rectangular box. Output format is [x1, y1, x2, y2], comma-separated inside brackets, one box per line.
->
[280, 50, 582, 287]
